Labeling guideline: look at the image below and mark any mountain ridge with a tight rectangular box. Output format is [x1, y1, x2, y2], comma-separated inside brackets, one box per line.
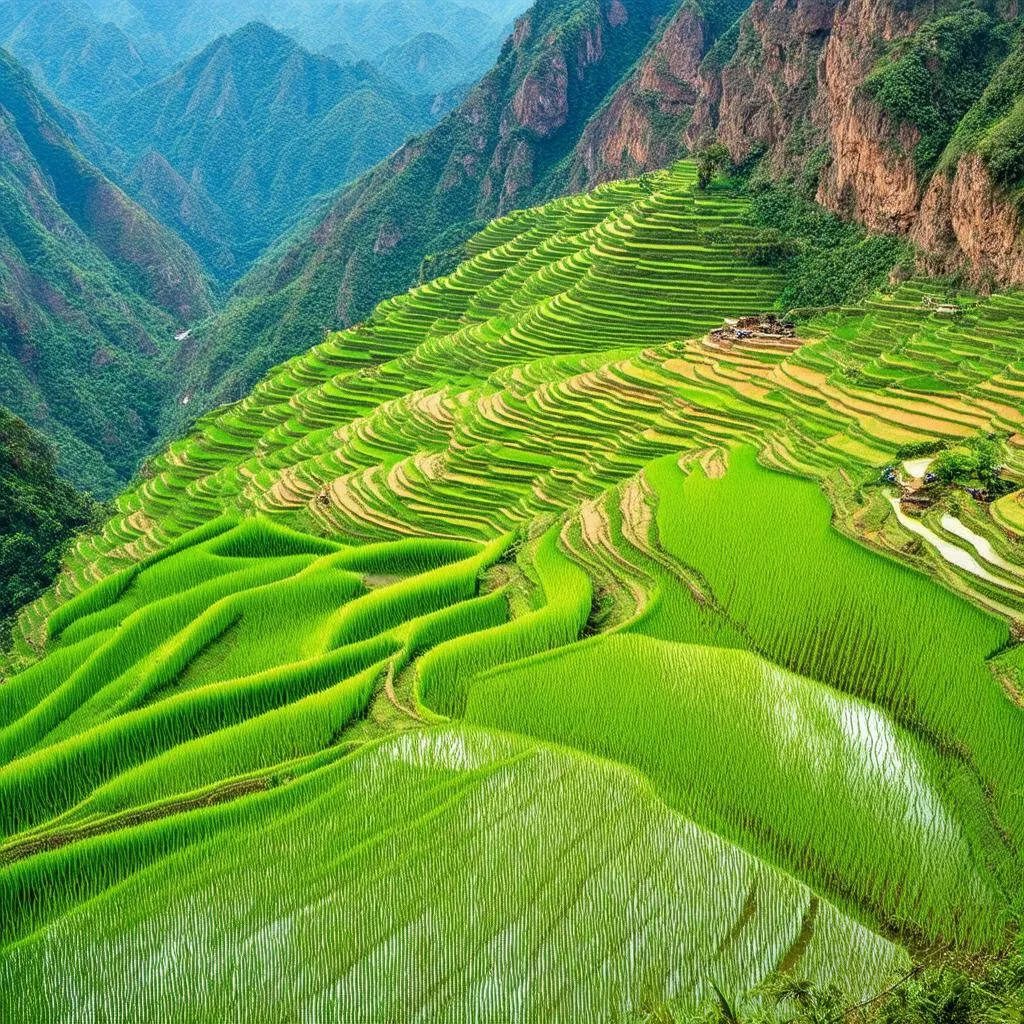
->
[169, 0, 690, 425]
[98, 21, 434, 280]
[0, 47, 215, 492]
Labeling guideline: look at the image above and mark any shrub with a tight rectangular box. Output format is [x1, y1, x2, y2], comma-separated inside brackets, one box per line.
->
[977, 96, 1024, 190]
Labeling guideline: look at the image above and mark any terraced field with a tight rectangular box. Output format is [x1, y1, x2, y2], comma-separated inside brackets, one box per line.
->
[3, 162, 1024, 1019]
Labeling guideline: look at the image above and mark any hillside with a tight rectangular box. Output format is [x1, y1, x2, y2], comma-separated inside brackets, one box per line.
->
[0, 409, 100, 651]
[375, 31, 468, 94]
[3, 162, 1023, 1018]
[0, 48, 215, 493]
[563, 0, 1024, 288]
[98, 22, 433, 279]
[1, 0, 162, 113]
[171, 0, 723, 422]
[81, 0, 528, 91]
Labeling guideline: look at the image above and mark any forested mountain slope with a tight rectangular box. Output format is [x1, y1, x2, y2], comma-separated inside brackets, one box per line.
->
[0, 48, 214, 492]
[3, 161, 1023, 1019]
[0, 409, 100, 650]
[97, 22, 432, 280]
[81, 0, 528, 92]
[171, 0, 719, 424]
[376, 31, 467, 94]
[0, 0, 162, 113]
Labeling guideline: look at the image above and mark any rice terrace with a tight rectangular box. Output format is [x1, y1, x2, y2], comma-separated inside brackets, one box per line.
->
[3, 159, 1024, 1020]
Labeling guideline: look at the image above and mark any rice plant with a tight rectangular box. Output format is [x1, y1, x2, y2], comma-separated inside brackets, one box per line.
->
[2, 160, 1023, 1020]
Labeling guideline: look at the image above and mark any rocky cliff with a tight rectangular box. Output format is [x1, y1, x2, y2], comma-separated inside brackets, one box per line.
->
[688, 0, 1023, 286]
[570, 0, 1023, 286]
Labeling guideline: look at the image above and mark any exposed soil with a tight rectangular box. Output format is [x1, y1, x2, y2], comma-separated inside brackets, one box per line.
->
[0, 777, 273, 865]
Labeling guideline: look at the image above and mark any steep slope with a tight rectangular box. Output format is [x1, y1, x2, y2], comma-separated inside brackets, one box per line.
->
[2, 162, 1022, 1017]
[568, 0, 1024, 286]
[173, 0, 686, 423]
[564, 0, 751, 188]
[0, 48, 215, 492]
[0, 409, 100, 650]
[684, 0, 1024, 288]
[98, 22, 432, 280]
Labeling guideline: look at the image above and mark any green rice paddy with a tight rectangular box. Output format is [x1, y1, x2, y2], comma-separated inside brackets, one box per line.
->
[2, 161, 1023, 1019]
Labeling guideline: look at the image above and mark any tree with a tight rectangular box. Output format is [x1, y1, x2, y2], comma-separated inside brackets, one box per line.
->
[0, 409, 102, 650]
[696, 143, 732, 189]
[933, 447, 981, 485]
[932, 435, 1002, 488]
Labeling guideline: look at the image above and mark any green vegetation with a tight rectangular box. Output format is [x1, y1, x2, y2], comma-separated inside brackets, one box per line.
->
[0, 49, 214, 494]
[932, 434, 1002, 487]
[0, 0, 161, 113]
[2, 0, 520, 114]
[977, 94, 1024, 192]
[2, 160, 1023, 1019]
[864, 4, 1016, 174]
[656, 941, 1024, 1021]
[696, 142, 732, 189]
[743, 177, 914, 310]
[172, 0, 682, 422]
[99, 23, 434, 280]
[0, 410, 101, 652]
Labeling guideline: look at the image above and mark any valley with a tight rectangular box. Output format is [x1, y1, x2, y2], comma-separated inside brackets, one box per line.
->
[2, 0, 1024, 1015]
[2, 163, 1023, 1018]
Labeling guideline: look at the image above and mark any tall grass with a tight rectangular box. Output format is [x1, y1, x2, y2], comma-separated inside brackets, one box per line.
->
[0, 557, 321, 763]
[46, 515, 239, 641]
[418, 526, 592, 716]
[73, 659, 389, 819]
[466, 634, 1012, 948]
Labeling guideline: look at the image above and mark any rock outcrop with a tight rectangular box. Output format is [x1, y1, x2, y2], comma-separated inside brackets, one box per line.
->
[912, 154, 1024, 288]
[567, 0, 1023, 287]
[567, 5, 705, 188]
[683, 0, 1023, 286]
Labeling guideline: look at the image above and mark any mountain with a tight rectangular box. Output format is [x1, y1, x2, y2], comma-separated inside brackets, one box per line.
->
[3, 159, 1023, 1017]
[1, 0, 162, 113]
[98, 22, 433, 279]
[172, 0, 732, 421]
[0, 47, 215, 493]
[81, 0, 530, 91]
[375, 32, 468, 94]
[562, 0, 1024, 287]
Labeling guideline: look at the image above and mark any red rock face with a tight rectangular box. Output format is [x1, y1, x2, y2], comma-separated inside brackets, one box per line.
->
[815, 96, 921, 233]
[913, 155, 1024, 288]
[811, 0, 927, 231]
[679, 0, 1024, 287]
[608, 0, 629, 27]
[512, 53, 570, 137]
[687, 0, 840, 161]
[567, 5, 706, 189]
